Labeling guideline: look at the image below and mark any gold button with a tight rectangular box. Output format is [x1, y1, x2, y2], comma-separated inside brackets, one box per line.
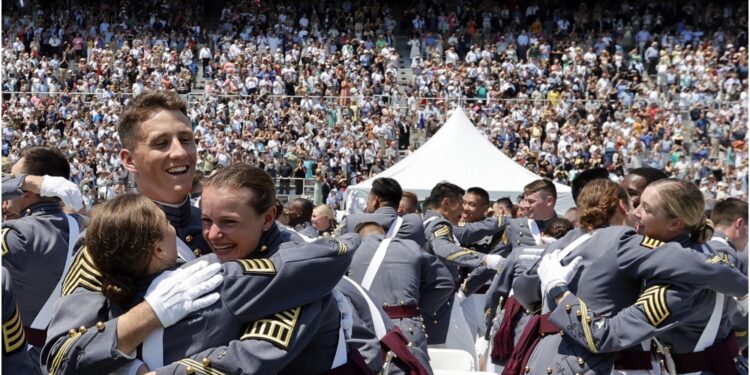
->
[68, 329, 77, 337]
[547, 367, 553, 374]
[384, 303, 389, 307]
[185, 235, 193, 243]
[185, 366, 195, 374]
[525, 366, 530, 373]
[578, 357, 584, 365]
[575, 310, 581, 317]
[733, 357, 739, 363]
[96, 322, 105, 331]
[193, 248, 201, 257]
[541, 333, 546, 337]
[565, 304, 571, 311]
[560, 331, 565, 336]
[260, 245, 268, 252]
[586, 317, 592, 323]
[400, 300, 405, 305]
[202, 357, 210, 367]
[434, 320, 438, 324]
[78, 326, 87, 333]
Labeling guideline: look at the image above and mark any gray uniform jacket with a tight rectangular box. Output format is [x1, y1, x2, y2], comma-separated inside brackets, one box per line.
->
[521, 227, 748, 374]
[2, 267, 42, 375]
[709, 231, 748, 350]
[347, 234, 454, 352]
[155, 198, 211, 257]
[2, 174, 25, 201]
[455, 216, 509, 296]
[42, 229, 359, 375]
[340, 206, 427, 247]
[294, 221, 320, 239]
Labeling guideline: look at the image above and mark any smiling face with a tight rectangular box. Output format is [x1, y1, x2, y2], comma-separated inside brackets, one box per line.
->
[120, 110, 196, 204]
[632, 186, 682, 240]
[201, 186, 275, 263]
[462, 192, 488, 222]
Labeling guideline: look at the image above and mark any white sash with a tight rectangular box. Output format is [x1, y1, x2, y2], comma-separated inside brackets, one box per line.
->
[176, 237, 196, 262]
[360, 217, 403, 290]
[423, 216, 438, 226]
[141, 268, 178, 369]
[30, 215, 79, 330]
[693, 244, 724, 352]
[342, 276, 387, 339]
[710, 236, 729, 246]
[331, 289, 353, 369]
[527, 219, 543, 246]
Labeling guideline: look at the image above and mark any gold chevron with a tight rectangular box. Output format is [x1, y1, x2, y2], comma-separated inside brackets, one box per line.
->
[705, 254, 730, 265]
[1, 228, 9, 256]
[61, 246, 103, 296]
[175, 358, 227, 375]
[241, 306, 301, 349]
[337, 241, 348, 256]
[446, 249, 479, 261]
[2, 305, 25, 353]
[433, 225, 451, 238]
[578, 298, 598, 353]
[639, 236, 664, 249]
[235, 259, 276, 275]
[636, 285, 670, 326]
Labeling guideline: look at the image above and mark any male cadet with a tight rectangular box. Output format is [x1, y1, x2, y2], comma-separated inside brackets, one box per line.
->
[1, 147, 86, 363]
[288, 197, 319, 238]
[481, 179, 559, 369]
[398, 191, 420, 216]
[347, 220, 454, 353]
[339, 177, 427, 246]
[492, 197, 514, 218]
[620, 167, 668, 208]
[118, 91, 210, 260]
[421, 181, 506, 359]
[711, 198, 749, 349]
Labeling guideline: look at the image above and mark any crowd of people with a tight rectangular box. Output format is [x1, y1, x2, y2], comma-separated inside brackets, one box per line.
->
[2, 0, 748, 212]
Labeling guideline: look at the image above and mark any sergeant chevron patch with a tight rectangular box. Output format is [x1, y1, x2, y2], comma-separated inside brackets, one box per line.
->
[3, 305, 25, 354]
[640, 236, 664, 249]
[235, 259, 276, 275]
[1, 228, 9, 256]
[636, 285, 670, 326]
[433, 225, 451, 238]
[241, 307, 301, 349]
[62, 246, 103, 296]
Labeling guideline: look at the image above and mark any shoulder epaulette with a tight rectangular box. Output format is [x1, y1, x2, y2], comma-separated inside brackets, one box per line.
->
[62, 246, 103, 296]
[234, 259, 276, 275]
[241, 306, 301, 349]
[2, 304, 25, 354]
[640, 236, 664, 249]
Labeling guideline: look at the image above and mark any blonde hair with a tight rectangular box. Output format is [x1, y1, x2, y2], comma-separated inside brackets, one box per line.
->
[650, 179, 713, 243]
[314, 204, 336, 223]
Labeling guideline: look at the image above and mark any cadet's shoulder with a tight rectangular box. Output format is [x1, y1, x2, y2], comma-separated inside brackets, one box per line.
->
[401, 213, 424, 226]
[389, 237, 423, 253]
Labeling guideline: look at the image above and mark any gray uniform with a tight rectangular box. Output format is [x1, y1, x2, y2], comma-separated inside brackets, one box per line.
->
[42, 229, 359, 375]
[156, 198, 211, 257]
[520, 227, 748, 374]
[2, 174, 25, 201]
[710, 231, 748, 350]
[1, 200, 85, 363]
[340, 206, 427, 247]
[2, 267, 42, 375]
[454, 216, 509, 295]
[294, 221, 320, 239]
[347, 234, 455, 352]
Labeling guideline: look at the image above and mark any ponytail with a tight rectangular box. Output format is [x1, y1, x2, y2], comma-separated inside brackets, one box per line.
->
[690, 217, 715, 244]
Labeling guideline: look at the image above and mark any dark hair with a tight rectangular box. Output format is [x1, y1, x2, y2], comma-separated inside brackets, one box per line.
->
[18, 147, 70, 179]
[711, 198, 748, 227]
[118, 91, 189, 150]
[628, 167, 669, 185]
[466, 187, 490, 207]
[370, 177, 403, 207]
[495, 197, 513, 210]
[543, 218, 574, 239]
[571, 167, 608, 203]
[274, 199, 285, 220]
[577, 179, 629, 232]
[293, 198, 314, 222]
[524, 179, 557, 201]
[426, 181, 465, 208]
[87, 194, 166, 305]
[205, 164, 276, 214]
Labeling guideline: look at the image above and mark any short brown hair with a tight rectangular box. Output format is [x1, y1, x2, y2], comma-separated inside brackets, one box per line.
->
[204, 163, 276, 214]
[87, 194, 167, 305]
[711, 198, 748, 227]
[18, 146, 70, 179]
[577, 179, 629, 232]
[524, 179, 557, 201]
[402, 191, 418, 208]
[118, 91, 188, 150]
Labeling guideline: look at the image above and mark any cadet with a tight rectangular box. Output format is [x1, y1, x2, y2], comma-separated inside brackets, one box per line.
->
[2, 173, 83, 211]
[339, 177, 427, 246]
[620, 167, 668, 208]
[347, 221, 454, 353]
[2, 267, 41, 375]
[1, 147, 86, 363]
[42, 192, 359, 374]
[117, 90, 210, 260]
[535, 180, 749, 374]
[421, 181, 505, 358]
[288, 197, 320, 238]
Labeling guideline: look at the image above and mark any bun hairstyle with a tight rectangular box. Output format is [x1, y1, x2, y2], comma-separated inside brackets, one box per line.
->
[86, 194, 167, 305]
[577, 179, 629, 232]
[650, 179, 714, 243]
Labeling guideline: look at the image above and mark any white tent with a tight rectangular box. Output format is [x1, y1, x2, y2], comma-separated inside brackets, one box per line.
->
[346, 108, 575, 213]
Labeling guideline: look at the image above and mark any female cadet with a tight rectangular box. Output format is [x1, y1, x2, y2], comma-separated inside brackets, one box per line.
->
[42, 167, 359, 374]
[510, 180, 746, 374]
[542, 179, 748, 374]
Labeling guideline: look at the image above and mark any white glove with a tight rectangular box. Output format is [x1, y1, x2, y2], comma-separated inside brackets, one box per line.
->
[144, 261, 223, 327]
[484, 254, 506, 270]
[40, 176, 84, 211]
[736, 295, 748, 317]
[456, 290, 467, 304]
[475, 336, 489, 357]
[538, 249, 583, 297]
[332, 289, 353, 339]
[519, 247, 545, 265]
